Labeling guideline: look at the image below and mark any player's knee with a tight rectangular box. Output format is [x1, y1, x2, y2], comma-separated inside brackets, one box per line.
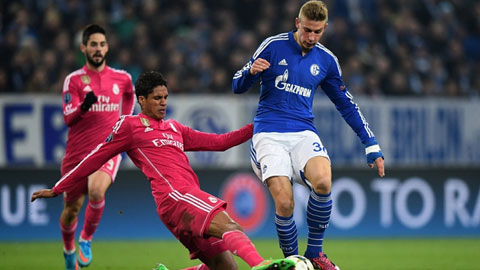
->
[275, 197, 294, 216]
[63, 205, 81, 220]
[88, 187, 106, 201]
[311, 175, 331, 194]
[224, 220, 243, 233]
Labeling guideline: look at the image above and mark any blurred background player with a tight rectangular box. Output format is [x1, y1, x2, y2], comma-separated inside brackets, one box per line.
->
[232, 1, 384, 269]
[32, 71, 294, 270]
[59, 24, 134, 270]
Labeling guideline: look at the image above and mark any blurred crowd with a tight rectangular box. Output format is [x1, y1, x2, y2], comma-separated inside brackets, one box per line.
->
[1, 0, 480, 96]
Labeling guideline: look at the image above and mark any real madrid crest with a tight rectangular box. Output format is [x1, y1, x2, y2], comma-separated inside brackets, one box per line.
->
[81, 75, 91, 84]
[140, 117, 150, 127]
[112, 83, 120, 95]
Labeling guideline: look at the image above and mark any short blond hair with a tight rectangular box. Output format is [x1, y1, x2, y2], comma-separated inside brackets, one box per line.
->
[298, 0, 328, 22]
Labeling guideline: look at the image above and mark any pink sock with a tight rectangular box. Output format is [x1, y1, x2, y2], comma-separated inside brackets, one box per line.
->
[80, 198, 105, 241]
[60, 218, 78, 252]
[181, 264, 209, 270]
[222, 230, 264, 267]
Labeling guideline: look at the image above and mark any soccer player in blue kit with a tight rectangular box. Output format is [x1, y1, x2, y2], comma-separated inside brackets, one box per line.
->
[232, 1, 385, 270]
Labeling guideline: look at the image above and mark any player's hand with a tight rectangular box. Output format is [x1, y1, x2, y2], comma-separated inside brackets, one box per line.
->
[369, 156, 385, 177]
[365, 138, 385, 177]
[31, 189, 58, 202]
[81, 91, 98, 112]
[250, 58, 270, 75]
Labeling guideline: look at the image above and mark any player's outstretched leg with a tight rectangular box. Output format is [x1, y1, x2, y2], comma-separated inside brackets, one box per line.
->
[251, 258, 296, 270]
[309, 252, 340, 270]
[77, 237, 92, 267]
[63, 250, 79, 270]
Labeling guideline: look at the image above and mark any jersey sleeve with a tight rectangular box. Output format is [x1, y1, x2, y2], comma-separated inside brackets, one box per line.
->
[121, 74, 135, 115]
[232, 38, 271, 94]
[52, 116, 133, 194]
[181, 122, 253, 151]
[62, 76, 85, 126]
[320, 56, 376, 145]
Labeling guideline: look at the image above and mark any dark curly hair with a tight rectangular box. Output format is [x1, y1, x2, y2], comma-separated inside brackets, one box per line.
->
[135, 71, 168, 100]
[82, 24, 106, 45]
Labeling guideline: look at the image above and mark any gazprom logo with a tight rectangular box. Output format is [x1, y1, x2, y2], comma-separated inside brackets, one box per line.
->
[274, 69, 312, 98]
[274, 69, 289, 90]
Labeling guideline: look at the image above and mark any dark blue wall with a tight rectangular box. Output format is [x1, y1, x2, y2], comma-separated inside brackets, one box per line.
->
[1, 168, 479, 240]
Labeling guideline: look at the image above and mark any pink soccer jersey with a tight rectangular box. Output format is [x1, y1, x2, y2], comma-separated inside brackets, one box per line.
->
[61, 65, 135, 169]
[54, 114, 252, 194]
[53, 115, 252, 226]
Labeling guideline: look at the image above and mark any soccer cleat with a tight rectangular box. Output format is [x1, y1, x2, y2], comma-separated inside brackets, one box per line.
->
[63, 251, 79, 270]
[153, 263, 170, 270]
[252, 258, 296, 270]
[308, 252, 340, 270]
[77, 239, 92, 267]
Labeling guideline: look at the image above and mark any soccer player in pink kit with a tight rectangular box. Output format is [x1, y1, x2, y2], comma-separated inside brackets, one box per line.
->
[32, 71, 294, 270]
[59, 24, 134, 270]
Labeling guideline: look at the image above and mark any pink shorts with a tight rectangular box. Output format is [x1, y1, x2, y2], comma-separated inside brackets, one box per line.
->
[61, 154, 122, 202]
[155, 186, 229, 260]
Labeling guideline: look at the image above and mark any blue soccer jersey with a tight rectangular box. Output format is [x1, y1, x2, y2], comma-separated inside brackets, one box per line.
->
[233, 31, 375, 145]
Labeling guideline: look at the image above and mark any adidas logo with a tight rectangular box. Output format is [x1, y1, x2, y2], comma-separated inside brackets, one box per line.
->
[278, 59, 288, 66]
[83, 85, 92, 92]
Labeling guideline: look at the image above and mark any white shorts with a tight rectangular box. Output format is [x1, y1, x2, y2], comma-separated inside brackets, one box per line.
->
[250, 131, 329, 188]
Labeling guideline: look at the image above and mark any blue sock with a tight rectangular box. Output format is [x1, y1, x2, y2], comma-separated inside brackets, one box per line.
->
[304, 191, 332, 259]
[275, 214, 298, 257]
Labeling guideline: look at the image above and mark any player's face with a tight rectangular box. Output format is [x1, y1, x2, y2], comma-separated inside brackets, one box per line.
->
[81, 33, 108, 68]
[295, 17, 327, 52]
[140, 85, 168, 120]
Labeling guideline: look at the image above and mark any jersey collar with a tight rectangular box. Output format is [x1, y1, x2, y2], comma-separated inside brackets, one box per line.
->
[138, 113, 164, 124]
[289, 31, 303, 54]
[82, 65, 111, 76]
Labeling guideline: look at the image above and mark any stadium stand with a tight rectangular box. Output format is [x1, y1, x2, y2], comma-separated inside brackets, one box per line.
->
[1, 0, 479, 96]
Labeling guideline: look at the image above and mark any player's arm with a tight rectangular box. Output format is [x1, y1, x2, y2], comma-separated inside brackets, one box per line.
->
[232, 39, 271, 94]
[31, 142, 116, 202]
[232, 58, 260, 94]
[62, 77, 83, 126]
[62, 77, 97, 126]
[182, 122, 253, 151]
[321, 59, 385, 177]
[31, 117, 132, 202]
[121, 75, 135, 115]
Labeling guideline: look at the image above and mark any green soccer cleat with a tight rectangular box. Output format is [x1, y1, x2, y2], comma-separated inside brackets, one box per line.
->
[252, 258, 296, 270]
[153, 263, 170, 270]
[77, 239, 92, 267]
[63, 251, 79, 270]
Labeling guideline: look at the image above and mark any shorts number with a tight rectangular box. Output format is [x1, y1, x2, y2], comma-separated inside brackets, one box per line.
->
[312, 142, 324, 152]
[106, 159, 114, 170]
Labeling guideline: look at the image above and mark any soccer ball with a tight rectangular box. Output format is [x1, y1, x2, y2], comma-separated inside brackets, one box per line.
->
[286, 255, 314, 270]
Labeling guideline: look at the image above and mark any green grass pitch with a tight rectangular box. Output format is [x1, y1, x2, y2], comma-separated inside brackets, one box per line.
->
[1, 238, 479, 270]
